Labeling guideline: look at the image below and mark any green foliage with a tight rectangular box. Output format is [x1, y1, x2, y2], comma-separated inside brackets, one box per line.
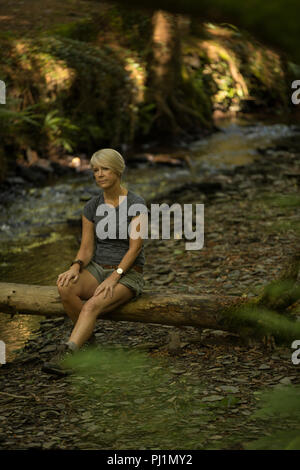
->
[100, 6, 152, 52]
[254, 193, 300, 235]
[0, 105, 40, 128]
[0, 100, 42, 150]
[136, 102, 156, 136]
[63, 346, 212, 449]
[0, 100, 79, 152]
[0, 5, 294, 173]
[252, 386, 300, 419]
[46, 20, 99, 42]
[225, 302, 300, 343]
[266, 194, 300, 208]
[260, 279, 300, 309]
[0, 35, 138, 155]
[246, 386, 300, 449]
[42, 110, 80, 152]
[188, 22, 290, 111]
[182, 66, 213, 126]
[0, 100, 41, 178]
[35, 36, 133, 148]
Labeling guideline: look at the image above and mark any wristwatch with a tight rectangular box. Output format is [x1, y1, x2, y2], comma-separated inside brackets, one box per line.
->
[116, 267, 124, 276]
[70, 259, 84, 272]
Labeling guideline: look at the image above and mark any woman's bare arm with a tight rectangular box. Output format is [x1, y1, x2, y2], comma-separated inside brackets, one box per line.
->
[109, 214, 145, 279]
[73, 215, 95, 268]
[57, 215, 95, 286]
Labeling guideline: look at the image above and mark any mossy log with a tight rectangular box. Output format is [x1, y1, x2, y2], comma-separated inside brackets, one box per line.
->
[1, 282, 300, 343]
[258, 254, 300, 312]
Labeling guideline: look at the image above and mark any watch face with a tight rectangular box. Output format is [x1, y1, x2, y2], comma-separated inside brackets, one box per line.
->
[117, 268, 123, 274]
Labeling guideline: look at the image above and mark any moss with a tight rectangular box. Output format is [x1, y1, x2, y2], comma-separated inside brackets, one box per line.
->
[181, 69, 213, 127]
[187, 24, 290, 112]
[222, 301, 300, 344]
[0, 35, 139, 155]
[45, 20, 99, 42]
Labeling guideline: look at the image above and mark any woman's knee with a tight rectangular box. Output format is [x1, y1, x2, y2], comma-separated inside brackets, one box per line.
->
[80, 298, 103, 318]
[57, 283, 77, 299]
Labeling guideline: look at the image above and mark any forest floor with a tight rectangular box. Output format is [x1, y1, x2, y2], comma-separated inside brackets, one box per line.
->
[1, 142, 300, 450]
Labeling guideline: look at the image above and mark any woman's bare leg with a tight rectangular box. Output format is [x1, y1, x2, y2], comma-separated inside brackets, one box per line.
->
[57, 270, 100, 324]
[68, 283, 134, 349]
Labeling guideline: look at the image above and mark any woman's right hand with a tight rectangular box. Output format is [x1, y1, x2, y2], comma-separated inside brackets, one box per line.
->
[56, 266, 80, 287]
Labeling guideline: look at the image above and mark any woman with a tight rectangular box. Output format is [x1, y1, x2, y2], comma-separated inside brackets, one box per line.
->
[42, 148, 147, 374]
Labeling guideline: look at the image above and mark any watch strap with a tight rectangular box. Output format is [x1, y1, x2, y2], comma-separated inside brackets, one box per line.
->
[70, 260, 84, 272]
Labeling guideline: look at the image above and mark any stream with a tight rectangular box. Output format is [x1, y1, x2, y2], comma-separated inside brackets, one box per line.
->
[1, 116, 299, 362]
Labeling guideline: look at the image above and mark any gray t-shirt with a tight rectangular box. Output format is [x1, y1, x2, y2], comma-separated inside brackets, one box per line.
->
[83, 189, 148, 267]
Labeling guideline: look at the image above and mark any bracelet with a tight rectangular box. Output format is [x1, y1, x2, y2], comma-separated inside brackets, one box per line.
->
[70, 260, 84, 272]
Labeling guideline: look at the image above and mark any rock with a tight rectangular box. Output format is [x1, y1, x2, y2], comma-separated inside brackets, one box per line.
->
[39, 345, 57, 353]
[42, 441, 56, 450]
[5, 177, 26, 185]
[16, 164, 47, 183]
[133, 342, 158, 351]
[202, 395, 224, 402]
[27, 443, 43, 450]
[258, 364, 271, 370]
[279, 377, 293, 385]
[219, 386, 240, 393]
[164, 272, 175, 284]
[31, 158, 54, 174]
[167, 331, 182, 356]
[50, 161, 75, 176]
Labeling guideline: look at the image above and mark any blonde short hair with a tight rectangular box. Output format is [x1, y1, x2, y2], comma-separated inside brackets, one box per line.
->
[90, 148, 126, 178]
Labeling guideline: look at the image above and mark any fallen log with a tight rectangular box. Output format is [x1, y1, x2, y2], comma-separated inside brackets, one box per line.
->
[0, 282, 236, 329]
[1, 282, 300, 343]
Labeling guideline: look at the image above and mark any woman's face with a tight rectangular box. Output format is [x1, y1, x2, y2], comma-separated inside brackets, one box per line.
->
[92, 164, 120, 189]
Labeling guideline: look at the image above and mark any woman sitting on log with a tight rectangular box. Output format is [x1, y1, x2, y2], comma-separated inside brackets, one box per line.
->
[42, 148, 148, 375]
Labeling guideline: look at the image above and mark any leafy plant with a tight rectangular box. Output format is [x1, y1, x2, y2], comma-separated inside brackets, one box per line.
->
[41, 110, 80, 152]
[63, 346, 212, 449]
[0, 101, 41, 131]
[246, 385, 300, 450]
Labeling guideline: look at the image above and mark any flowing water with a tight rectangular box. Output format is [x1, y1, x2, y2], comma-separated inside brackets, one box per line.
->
[1, 117, 299, 362]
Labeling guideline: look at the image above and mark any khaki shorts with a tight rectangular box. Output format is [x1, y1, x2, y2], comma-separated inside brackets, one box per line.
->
[85, 260, 144, 301]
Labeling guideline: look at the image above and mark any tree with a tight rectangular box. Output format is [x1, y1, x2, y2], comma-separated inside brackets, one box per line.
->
[143, 10, 213, 139]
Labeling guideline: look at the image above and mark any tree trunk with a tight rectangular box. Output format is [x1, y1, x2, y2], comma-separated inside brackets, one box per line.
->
[146, 10, 182, 135]
[145, 10, 211, 138]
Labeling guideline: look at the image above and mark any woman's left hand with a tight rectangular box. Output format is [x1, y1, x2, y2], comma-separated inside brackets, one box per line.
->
[93, 276, 118, 299]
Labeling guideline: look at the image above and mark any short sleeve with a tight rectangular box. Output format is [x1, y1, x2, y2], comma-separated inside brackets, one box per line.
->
[132, 194, 149, 215]
[83, 196, 99, 222]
